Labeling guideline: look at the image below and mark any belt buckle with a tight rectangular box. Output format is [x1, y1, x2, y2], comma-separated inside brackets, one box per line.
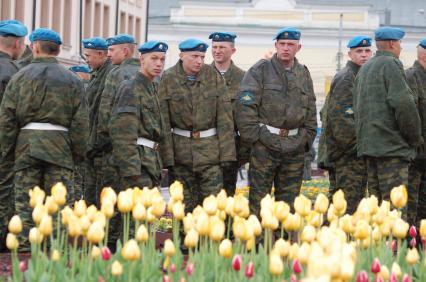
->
[279, 129, 288, 137]
[191, 131, 200, 139]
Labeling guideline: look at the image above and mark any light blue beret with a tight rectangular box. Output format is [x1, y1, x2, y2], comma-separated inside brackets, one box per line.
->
[209, 32, 237, 42]
[29, 28, 62, 45]
[179, 38, 209, 52]
[347, 36, 372, 49]
[274, 27, 301, 40]
[82, 37, 108, 50]
[375, 27, 405, 41]
[138, 41, 168, 54]
[106, 34, 136, 46]
[0, 20, 28, 37]
[69, 64, 91, 74]
[419, 38, 426, 49]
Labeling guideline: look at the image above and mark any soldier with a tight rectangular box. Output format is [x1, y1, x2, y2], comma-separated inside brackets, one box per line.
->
[14, 44, 32, 69]
[353, 27, 422, 203]
[110, 41, 168, 189]
[209, 31, 246, 196]
[69, 64, 91, 86]
[325, 36, 372, 214]
[83, 37, 114, 206]
[0, 19, 27, 251]
[159, 38, 235, 213]
[406, 38, 426, 227]
[0, 28, 88, 250]
[236, 27, 317, 216]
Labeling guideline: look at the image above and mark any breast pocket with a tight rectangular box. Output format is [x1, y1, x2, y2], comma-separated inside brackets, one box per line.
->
[169, 93, 185, 118]
[286, 89, 308, 127]
[200, 91, 219, 126]
[260, 83, 286, 118]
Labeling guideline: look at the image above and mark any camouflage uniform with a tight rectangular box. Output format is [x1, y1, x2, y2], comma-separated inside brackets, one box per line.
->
[325, 61, 367, 214]
[212, 61, 246, 196]
[13, 45, 32, 69]
[0, 57, 88, 250]
[236, 54, 317, 216]
[159, 61, 236, 212]
[405, 60, 426, 226]
[110, 72, 165, 188]
[0, 50, 19, 249]
[353, 51, 422, 203]
[85, 59, 114, 206]
[317, 94, 337, 200]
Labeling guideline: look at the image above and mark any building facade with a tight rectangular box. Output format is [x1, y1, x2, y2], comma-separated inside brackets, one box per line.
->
[1, 0, 148, 65]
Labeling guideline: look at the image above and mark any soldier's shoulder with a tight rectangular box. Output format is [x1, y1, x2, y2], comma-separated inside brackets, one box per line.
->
[250, 59, 269, 71]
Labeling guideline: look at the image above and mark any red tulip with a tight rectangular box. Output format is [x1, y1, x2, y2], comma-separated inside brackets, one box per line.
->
[371, 258, 381, 274]
[390, 273, 398, 282]
[163, 275, 171, 282]
[170, 263, 176, 273]
[356, 270, 369, 282]
[409, 226, 417, 238]
[245, 261, 254, 278]
[101, 246, 111, 261]
[186, 263, 194, 276]
[19, 260, 27, 272]
[410, 238, 417, 248]
[292, 259, 302, 274]
[391, 240, 398, 253]
[402, 273, 412, 282]
[232, 255, 242, 271]
[98, 277, 105, 282]
[290, 274, 298, 282]
[375, 276, 384, 282]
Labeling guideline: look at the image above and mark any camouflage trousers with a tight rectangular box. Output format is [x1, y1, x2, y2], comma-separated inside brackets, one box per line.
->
[0, 153, 15, 251]
[407, 160, 426, 227]
[335, 155, 367, 214]
[365, 157, 409, 203]
[14, 163, 74, 252]
[249, 141, 305, 217]
[222, 161, 239, 197]
[172, 163, 223, 213]
[83, 158, 98, 207]
[121, 169, 158, 190]
[325, 165, 337, 203]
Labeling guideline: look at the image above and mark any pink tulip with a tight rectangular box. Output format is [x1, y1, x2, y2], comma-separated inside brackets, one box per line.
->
[163, 275, 171, 282]
[390, 273, 398, 282]
[232, 255, 242, 271]
[290, 274, 298, 282]
[101, 246, 111, 261]
[371, 258, 381, 274]
[186, 263, 194, 276]
[356, 270, 369, 282]
[170, 263, 176, 273]
[245, 261, 254, 278]
[292, 259, 302, 274]
[409, 226, 417, 238]
[402, 273, 412, 282]
[410, 238, 417, 248]
[19, 260, 27, 272]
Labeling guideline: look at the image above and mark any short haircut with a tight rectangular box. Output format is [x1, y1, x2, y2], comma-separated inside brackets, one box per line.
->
[0, 36, 23, 48]
[38, 40, 60, 55]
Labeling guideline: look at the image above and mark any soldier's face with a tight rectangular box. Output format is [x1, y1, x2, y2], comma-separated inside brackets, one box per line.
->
[348, 47, 372, 66]
[417, 46, 426, 63]
[180, 51, 205, 75]
[275, 39, 301, 64]
[212, 42, 235, 64]
[140, 52, 166, 81]
[84, 49, 107, 70]
[108, 44, 127, 65]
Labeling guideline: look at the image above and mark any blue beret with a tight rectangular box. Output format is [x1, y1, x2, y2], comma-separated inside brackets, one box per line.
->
[29, 28, 62, 45]
[419, 38, 426, 49]
[179, 38, 209, 52]
[0, 20, 28, 37]
[347, 36, 372, 49]
[374, 27, 405, 41]
[82, 37, 108, 50]
[138, 41, 168, 54]
[209, 32, 237, 42]
[69, 64, 91, 74]
[274, 27, 301, 40]
[106, 34, 136, 46]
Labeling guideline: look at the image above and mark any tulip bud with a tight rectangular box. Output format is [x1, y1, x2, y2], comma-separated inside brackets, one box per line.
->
[8, 215, 22, 234]
[232, 255, 242, 271]
[196, 211, 210, 236]
[402, 274, 412, 282]
[292, 259, 302, 274]
[290, 274, 297, 282]
[51, 249, 60, 261]
[170, 263, 176, 273]
[6, 233, 19, 250]
[392, 218, 409, 239]
[169, 181, 184, 201]
[410, 238, 417, 248]
[132, 202, 146, 221]
[390, 185, 408, 209]
[32, 204, 47, 225]
[74, 200, 87, 217]
[184, 229, 199, 248]
[121, 239, 141, 261]
[91, 246, 101, 259]
[101, 246, 112, 261]
[87, 222, 105, 244]
[117, 190, 133, 213]
[29, 227, 44, 244]
[245, 261, 254, 278]
[247, 215, 262, 237]
[163, 275, 171, 282]
[354, 219, 370, 240]
[51, 182, 67, 206]
[100, 187, 117, 205]
[390, 273, 398, 282]
[19, 260, 27, 272]
[332, 190, 347, 215]
[314, 193, 329, 214]
[406, 248, 419, 265]
[274, 238, 290, 258]
[301, 225, 316, 243]
[203, 195, 218, 216]
[68, 215, 82, 238]
[186, 262, 194, 276]
[391, 262, 401, 278]
[219, 239, 233, 258]
[39, 215, 53, 236]
[151, 196, 166, 218]
[371, 258, 381, 274]
[29, 186, 45, 208]
[111, 260, 123, 276]
[164, 239, 176, 257]
[409, 226, 417, 238]
[136, 224, 149, 242]
[380, 265, 390, 281]
[216, 189, 227, 211]
[294, 194, 311, 217]
[269, 253, 284, 276]
[420, 220, 426, 239]
[356, 270, 369, 282]
[172, 201, 185, 221]
[273, 201, 290, 222]
[101, 199, 115, 219]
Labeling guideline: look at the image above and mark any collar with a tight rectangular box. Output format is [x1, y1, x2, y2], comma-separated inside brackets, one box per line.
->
[31, 57, 58, 64]
[413, 60, 426, 73]
[0, 50, 12, 59]
[175, 60, 205, 85]
[272, 54, 299, 73]
[121, 57, 140, 66]
[375, 50, 397, 58]
[346, 60, 361, 75]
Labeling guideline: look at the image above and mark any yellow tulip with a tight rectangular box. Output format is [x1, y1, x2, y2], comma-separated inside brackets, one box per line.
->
[260, 194, 273, 210]
[61, 206, 73, 226]
[164, 239, 176, 257]
[87, 222, 105, 244]
[6, 233, 19, 250]
[79, 215, 91, 234]
[132, 187, 143, 205]
[86, 205, 98, 221]
[146, 207, 156, 223]
[288, 243, 299, 260]
[297, 242, 311, 264]
[294, 194, 311, 217]
[91, 246, 101, 259]
[391, 262, 402, 278]
[354, 219, 370, 240]
[406, 248, 419, 265]
[195, 211, 210, 236]
[332, 190, 347, 216]
[136, 224, 149, 242]
[29, 227, 44, 244]
[219, 239, 233, 258]
[32, 204, 47, 225]
[269, 252, 284, 276]
[233, 195, 249, 218]
[93, 211, 106, 228]
[8, 215, 22, 234]
[29, 186, 45, 208]
[301, 225, 316, 243]
[209, 216, 225, 241]
[372, 226, 382, 242]
[117, 190, 133, 213]
[246, 236, 255, 252]
[314, 193, 329, 214]
[183, 213, 195, 233]
[380, 265, 390, 281]
[132, 202, 147, 221]
[390, 185, 408, 209]
[39, 215, 53, 236]
[247, 215, 262, 237]
[216, 189, 227, 211]
[111, 260, 123, 276]
[169, 181, 184, 201]
[68, 215, 82, 238]
[100, 187, 117, 206]
[151, 196, 166, 218]
[45, 196, 58, 215]
[172, 201, 185, 221]
[420, 219, 426, 239]
[74, 200, 87, 217]
[51, 182, 67, 206]
[392, 218, 409, 239]
[339, 258, 355, 281]
[307, 211, 323, 228]
[51, 249, 60, 261]
[184, 229, 199, 248]
[121, 239, 141, 261]
[367, 195, 379, 215]
[203, 195, 218, 216]
[261, 213, 279, 230]
[284, 213, 302, 232]
[274, 238, 290, 257]
[327, 204, 338, 223]
[340, 215, 354, 235]
[101, 199, 115, 219]
[379, 218, 392, 237]
[273, 201, 290, 222]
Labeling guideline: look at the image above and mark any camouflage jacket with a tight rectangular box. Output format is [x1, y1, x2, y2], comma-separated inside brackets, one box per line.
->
[212, 61, 250, 161]
[13, 45, 33, 69]
[406, 60, 426, 160]
[353, 51, 422, 159]
[0, 51, 19, 102]
[325, 61, 360, 161]
[86, 59, 114, 157]
[0, 57, 89, 170]
[159, 60, 236, 167]
[110, 72, 165, 179]
[95, 58, 140, 154]
[317, 94, 333, 169]
[236, 54, 317, 154]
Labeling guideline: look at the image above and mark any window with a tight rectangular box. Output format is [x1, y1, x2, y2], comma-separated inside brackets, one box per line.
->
[120, 11, 126, 33]
[52, 0, 61, 33]
[135, 17, 141, 43]
[40, 0, 49, 27]
[1, 0, 11, 19]
[128, 14, 133, 35]
[94, 2, 101, 36]
[103, 5, 110, 37]
[63, 0, 72, 45]
[84, 0, 92, 38]
[15, 0, 25, 21]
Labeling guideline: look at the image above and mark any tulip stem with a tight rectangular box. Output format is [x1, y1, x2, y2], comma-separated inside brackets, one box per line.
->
[56, 212, 61, 244]
[104, 220, 110, 246]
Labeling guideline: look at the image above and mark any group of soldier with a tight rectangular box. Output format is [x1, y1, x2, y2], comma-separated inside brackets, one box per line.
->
[0, 18, 424, 252]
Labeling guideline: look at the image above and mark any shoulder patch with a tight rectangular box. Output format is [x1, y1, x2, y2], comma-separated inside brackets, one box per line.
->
[239, 91, 255, 105]
[344, 106, 354, 116]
